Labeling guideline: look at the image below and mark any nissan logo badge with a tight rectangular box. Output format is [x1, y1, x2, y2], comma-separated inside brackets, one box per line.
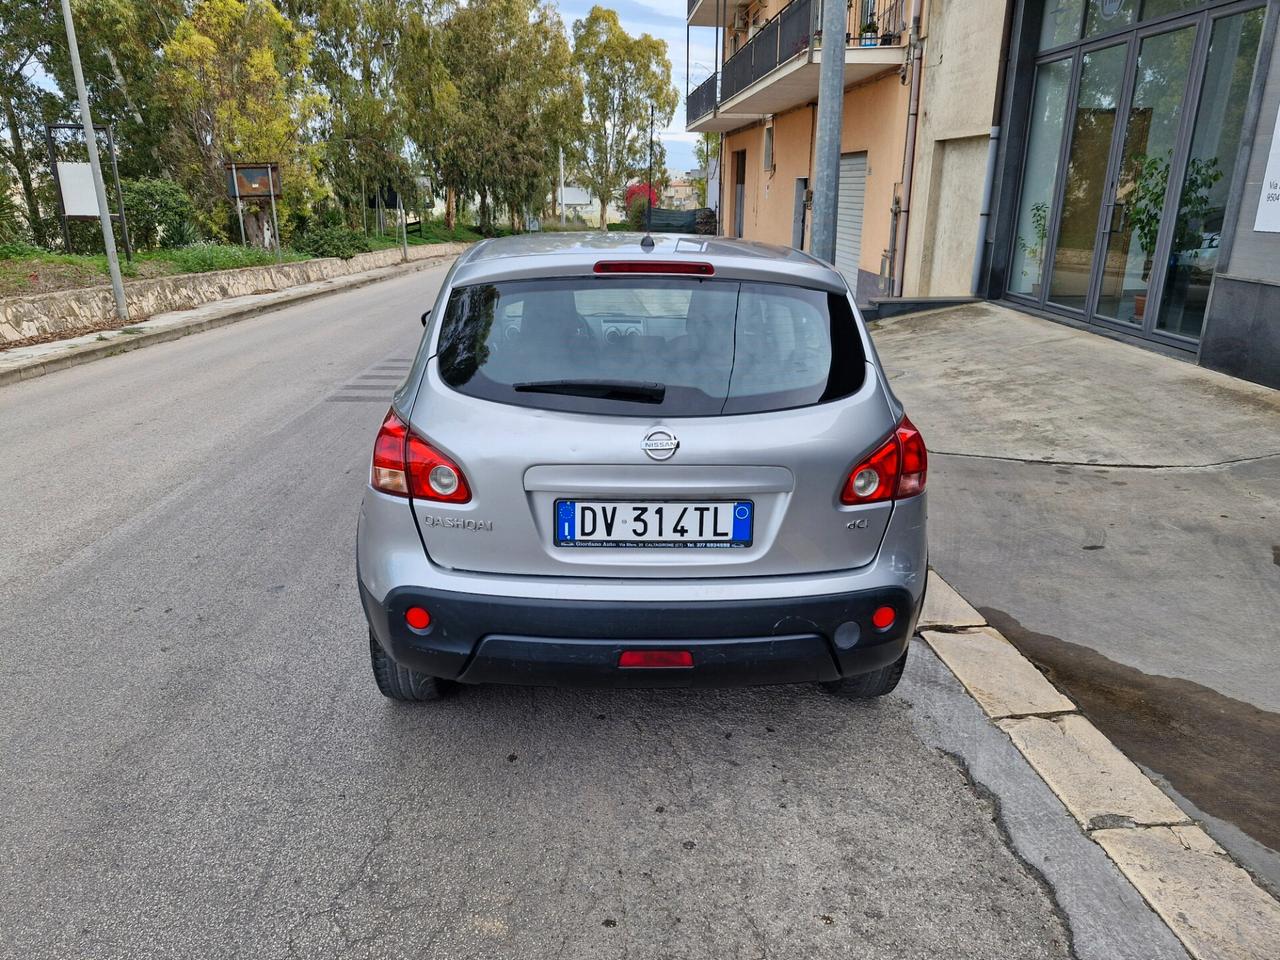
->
[642, 428, 679, 461]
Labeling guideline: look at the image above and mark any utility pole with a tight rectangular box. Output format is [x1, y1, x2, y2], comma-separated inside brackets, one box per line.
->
[59, 0, 127, 322]
[558, 147, 566, 226]
[809, 0, 848, 265]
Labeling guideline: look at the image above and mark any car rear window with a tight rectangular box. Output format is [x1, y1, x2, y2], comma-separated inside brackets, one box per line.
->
[435, 277, 865, 416]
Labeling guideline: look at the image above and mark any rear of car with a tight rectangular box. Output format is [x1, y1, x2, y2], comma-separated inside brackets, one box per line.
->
[356, 234, 927, 701]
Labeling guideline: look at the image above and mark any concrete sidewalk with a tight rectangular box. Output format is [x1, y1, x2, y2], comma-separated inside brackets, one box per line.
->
[0, 249, 462, 387]
[872, 302, 1280, 893]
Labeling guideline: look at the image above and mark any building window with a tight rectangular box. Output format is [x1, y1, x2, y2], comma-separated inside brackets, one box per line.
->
[763, 126, 774, 171]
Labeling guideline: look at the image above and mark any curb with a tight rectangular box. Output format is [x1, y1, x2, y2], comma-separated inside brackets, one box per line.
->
[0, 254, 456, 388]
[919, 570, 1280, 960]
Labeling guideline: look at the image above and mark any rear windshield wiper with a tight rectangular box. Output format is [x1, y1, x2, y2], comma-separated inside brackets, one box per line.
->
[513, 379, 666, 403]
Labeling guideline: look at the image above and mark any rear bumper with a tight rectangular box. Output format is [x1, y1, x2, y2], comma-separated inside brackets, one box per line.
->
[360, 581, 920, 688]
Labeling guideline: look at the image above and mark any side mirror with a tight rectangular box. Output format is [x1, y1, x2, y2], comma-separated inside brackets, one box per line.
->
[420, 309, 431, 327]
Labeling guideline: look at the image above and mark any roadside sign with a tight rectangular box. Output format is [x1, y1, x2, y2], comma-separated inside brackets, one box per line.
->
[55, 162, 100, 217]
[225, 163, 282, 199]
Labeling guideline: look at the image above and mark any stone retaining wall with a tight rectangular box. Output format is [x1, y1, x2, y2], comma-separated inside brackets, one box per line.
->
[0, 242, 470, 344]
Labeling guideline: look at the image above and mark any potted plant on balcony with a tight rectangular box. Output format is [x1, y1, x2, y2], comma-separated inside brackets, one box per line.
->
[860, 19, 879, 47]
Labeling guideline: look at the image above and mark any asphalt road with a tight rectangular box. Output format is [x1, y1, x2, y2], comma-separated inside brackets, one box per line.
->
[0, 269, 1180, 959]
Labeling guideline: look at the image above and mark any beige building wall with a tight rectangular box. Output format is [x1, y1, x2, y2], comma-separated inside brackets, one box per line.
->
[902, 0, 1011, 296]
[712, 0, 1003, 299]
[839, 72, 911, 281]
[722, 69, 906, 289]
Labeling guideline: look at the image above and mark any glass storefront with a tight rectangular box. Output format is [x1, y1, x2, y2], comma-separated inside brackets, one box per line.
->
[1008, 0, 1266, 347]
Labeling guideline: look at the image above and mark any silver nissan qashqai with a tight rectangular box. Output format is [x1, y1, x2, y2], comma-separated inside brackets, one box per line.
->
[356, 233, 927, 703]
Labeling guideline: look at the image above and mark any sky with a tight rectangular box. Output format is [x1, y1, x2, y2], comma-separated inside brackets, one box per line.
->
[552, 0, 718, 177]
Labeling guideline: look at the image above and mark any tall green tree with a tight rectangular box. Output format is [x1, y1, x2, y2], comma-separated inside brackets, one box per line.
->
[568, 6, 677, 227]
[435, 0, 575, 233]
[0, 0, 64, 244]
[158, 0, 326, 243]
[286, 0, 419, 233]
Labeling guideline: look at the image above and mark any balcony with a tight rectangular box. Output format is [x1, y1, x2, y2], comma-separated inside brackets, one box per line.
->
[687, 0, 720, 28]
[687, 73, 719, 127]
[687, 0, 908, 133]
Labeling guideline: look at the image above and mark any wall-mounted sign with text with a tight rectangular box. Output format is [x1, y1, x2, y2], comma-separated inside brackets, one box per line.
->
[1254, 101, 1280, 233]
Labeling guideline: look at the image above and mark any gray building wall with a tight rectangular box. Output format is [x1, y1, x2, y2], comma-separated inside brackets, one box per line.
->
[1199, 2, 1280, 388]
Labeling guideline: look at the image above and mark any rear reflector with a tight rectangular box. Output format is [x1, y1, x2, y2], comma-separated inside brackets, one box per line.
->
[871, 605, 896, 630]
[404, 606, 431, 630]
[618, 650, 695, 669]
[593, 260, 714, 276]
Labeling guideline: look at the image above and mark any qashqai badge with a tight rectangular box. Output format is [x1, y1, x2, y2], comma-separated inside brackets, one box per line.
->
[642, 429, 679, 461]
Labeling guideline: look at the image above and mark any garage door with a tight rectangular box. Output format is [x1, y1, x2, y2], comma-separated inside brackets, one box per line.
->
[834, 153, 867, 289]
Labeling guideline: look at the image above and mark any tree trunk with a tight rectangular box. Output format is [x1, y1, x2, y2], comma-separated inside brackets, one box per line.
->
[479, 190, 490, 235]
[4, 97, 46, 246]
[599, 196, 608, 230]
[243, 206, 268, 248]
[445, 187, 455, 229]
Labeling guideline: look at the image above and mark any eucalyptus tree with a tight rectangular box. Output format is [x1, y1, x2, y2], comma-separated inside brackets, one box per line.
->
[568, 5, 677, 228]
[436, 0, 574, 233]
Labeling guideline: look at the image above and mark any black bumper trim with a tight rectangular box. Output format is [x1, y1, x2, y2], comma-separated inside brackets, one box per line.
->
[360, 581, 917, 688]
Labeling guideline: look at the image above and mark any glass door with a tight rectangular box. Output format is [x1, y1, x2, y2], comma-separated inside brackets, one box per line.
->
[1093, 25, 1198, 325]
[1005, 1, 1266, 347]
[1046, 40, 1131, 312]
[1152, 5, 1265, 339]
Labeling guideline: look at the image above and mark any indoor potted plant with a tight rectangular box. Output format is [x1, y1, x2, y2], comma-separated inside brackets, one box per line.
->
[1018, 201, 1049, 299]
[1128, 154, 1171, 320]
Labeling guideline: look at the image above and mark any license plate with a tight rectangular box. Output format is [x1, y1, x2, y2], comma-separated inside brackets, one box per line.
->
[555, 500, 753, 548]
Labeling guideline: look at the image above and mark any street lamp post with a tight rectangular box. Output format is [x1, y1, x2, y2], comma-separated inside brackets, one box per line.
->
[58, 0, 128, 322]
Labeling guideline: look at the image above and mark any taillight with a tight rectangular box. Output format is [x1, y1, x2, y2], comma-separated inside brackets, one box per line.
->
[840, 415, 927, 504]
[896, 416, 927, 497]
[371, 408, 472, 503]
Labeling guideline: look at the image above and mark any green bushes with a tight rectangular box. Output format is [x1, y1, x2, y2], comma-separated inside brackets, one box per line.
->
[0, 240, 43, 259]
[121, 179, 198, 249]
[150, 243, 305, 272]
[292, 225, 372, 260]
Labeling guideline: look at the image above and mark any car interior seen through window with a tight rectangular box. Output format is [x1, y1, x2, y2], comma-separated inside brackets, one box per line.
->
[436, 277, 866, 416]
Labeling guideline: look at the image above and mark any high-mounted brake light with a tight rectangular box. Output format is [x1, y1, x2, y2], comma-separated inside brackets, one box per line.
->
[840, 415, 928, 505]
[371, 409, 472, 503]
[593, 260, 714, 276]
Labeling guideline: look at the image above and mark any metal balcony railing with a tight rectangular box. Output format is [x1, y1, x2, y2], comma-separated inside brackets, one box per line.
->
[720, 0, 813, 101]
[687, 73, 718, 125]
[848, 0, 907, 45]
[717, 0, 907, 105]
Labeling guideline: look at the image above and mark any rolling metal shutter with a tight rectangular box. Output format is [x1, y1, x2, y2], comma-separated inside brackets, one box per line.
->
[834, 153, 867, 288]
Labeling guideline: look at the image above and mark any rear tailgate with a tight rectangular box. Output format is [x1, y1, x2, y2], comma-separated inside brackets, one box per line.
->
[408, 362, 898, 578]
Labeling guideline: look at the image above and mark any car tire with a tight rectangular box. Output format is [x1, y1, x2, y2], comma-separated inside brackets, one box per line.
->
[368, 629, 450, 702]
[821, 649, 907, 700]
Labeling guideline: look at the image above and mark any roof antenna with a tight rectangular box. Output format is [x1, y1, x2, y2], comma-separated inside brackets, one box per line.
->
[642, 104, 655, 251]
